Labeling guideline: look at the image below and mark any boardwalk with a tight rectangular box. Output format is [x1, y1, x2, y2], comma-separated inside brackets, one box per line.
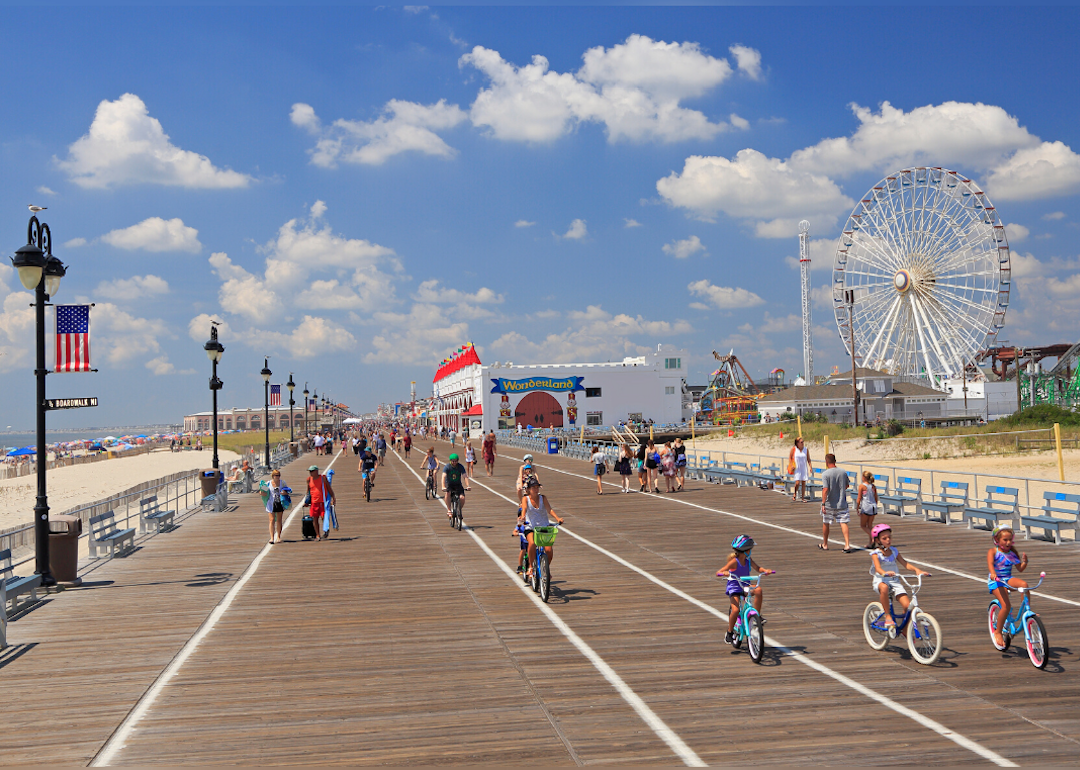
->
[1, 443, 1078, 765]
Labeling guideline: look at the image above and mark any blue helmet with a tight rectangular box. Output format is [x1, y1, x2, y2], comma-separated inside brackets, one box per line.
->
[731, 534, 754, 552]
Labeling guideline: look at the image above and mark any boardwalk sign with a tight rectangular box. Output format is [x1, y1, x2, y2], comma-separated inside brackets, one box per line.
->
[490, 376, 584, 394]
[45, 397, 98, 410]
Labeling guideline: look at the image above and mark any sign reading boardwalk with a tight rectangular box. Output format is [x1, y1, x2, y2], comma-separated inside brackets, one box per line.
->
[44, 397, 98, 410]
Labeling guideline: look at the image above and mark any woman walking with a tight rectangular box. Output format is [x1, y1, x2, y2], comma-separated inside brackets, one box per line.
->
[264, 470, 289, 544]
[673, 437, 687, 491]
[855, 470, 879, 547]
[464, 440, 476, 478]
[616, 444, 634, 492]
[789, 436, 811, 502]
[591, 446, 608, 495]
[645, 439, 660, 493]
[482, 431, 497, 476]
[661, 441, 677, 492]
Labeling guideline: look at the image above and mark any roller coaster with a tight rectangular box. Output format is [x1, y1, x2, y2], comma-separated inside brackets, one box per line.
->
[697, 351, 767, 425]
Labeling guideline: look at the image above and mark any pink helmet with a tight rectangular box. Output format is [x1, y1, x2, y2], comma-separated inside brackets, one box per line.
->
[871, 523, 892, 539]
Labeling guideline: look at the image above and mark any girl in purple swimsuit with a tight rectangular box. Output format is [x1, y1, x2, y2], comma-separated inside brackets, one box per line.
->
[987, 524, 1029, 649]
[716, 535, 774, 646]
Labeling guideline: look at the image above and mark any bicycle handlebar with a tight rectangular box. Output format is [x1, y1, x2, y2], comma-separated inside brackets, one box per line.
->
[715, 571, 774, 582]
[1012, 572, 1046, 593]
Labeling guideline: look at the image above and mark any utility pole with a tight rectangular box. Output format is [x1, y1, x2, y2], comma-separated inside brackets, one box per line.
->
[845, 289, 858, 426]
[1015, 348, 1023, 413]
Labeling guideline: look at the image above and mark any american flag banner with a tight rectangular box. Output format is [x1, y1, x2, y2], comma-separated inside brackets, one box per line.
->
[270, 384, 281, 406]
[55, 305, 92, 373]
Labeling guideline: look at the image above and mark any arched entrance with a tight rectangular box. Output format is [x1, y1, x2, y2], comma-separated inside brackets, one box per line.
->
[514, 391, 564, 428]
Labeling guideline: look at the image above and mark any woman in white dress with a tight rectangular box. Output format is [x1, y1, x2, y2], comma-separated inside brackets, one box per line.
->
[789, 436, 811, 502]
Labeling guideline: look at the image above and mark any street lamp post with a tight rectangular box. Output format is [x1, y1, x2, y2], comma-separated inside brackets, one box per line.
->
[313, 389, 319, 433]
[11, 216, 66, 586]
[203, 325, 225, 469]
[303, 383, 310, 438]
[287, 374, 296, 442]
[261, 358, 272, 469]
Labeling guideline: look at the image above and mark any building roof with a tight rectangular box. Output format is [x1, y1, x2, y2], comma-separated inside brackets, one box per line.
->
[759, 384, 854, 402]
[890, 381, 947, 397]
[831, 367, 892, 379]
[434, 345, 482, 383]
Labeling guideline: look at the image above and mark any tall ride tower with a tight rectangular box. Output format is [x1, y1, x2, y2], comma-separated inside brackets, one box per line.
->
[798, 220, 814, 383]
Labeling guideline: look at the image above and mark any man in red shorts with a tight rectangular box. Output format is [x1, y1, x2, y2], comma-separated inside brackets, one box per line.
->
[306, 464, 337, 541]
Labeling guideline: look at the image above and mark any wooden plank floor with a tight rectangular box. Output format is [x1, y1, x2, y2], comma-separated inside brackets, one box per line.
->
[1, 443, 1077, 765]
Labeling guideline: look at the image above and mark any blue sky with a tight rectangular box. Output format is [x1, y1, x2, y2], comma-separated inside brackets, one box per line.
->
[1, 5, 1078, 428]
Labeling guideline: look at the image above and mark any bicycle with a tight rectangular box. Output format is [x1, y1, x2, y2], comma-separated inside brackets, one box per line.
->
[448, 489, 463, 531]
[363, 470, 372, 503]
[718, 572, 770, 663]
[424, 470, 436, 500]
[988, 572, 1049, 669]
[528, 526, 558, 603]
[862, 574, 942, 665]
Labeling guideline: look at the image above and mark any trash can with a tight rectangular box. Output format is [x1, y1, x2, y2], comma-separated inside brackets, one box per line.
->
[200, 469, 222, 499]
[547, 437, 559, 455]
[49, 515, 82, 586]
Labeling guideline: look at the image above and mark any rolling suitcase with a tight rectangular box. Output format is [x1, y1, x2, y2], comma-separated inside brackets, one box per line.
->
[301, 514, 317, 540]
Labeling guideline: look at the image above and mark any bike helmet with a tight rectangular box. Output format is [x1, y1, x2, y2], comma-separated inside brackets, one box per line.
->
[992, 523, 1014, 540]
[870, 523, 892, 539]
[731, 534, 754, 552]
[524, 454, 533, 461]
[449, 453, 459, 461]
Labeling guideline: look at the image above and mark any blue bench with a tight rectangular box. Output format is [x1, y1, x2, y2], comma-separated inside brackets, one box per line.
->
[921, 481, 969, 525]
[139, 495, 176, 534]
[880, 476, 922, 518]
[1, 548, 42, 616]
[1021, 491, 1080, 544]
[964, 486, 1019, 531]
[89, 510, 136, 558]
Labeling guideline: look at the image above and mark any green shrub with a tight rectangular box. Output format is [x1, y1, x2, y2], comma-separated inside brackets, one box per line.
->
[886, 419, 905, 437]
[999, 404, 1080, 427]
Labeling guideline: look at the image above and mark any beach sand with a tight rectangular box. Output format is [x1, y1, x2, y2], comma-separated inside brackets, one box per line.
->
[0, 448, 241, 532]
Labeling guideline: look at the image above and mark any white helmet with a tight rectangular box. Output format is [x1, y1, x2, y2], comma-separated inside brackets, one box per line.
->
[523, 454, 533, 461]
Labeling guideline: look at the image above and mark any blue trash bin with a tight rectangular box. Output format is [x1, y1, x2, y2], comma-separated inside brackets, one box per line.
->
[547, 437, 559, 454]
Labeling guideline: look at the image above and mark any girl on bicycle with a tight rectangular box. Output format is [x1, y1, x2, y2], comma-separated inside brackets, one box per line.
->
[418, 447, 440, 489]
[855, 471, 879, 548]
[716, 535, 774, 645]
[987, 524, 1029, 649]
[870, 524, 930, 631]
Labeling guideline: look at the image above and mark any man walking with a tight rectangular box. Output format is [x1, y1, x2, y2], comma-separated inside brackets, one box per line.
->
[819, 453, 852, 552]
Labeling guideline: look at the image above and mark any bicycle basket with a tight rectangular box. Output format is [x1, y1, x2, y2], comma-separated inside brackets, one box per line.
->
[532, 526, 558, 547]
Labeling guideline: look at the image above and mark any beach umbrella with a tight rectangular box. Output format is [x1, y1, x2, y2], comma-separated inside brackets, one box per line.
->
[6, 446, 35, 457]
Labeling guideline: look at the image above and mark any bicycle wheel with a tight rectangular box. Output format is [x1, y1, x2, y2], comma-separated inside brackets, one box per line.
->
[365, 479, 371, 503]
[907, 611, 942, 665]
[425, 479, 431, 500]
[746, 612, 764, 663]
[538, 550, 551, 603]
[1024, 615, 1049, 670]
[987, 600, 1010, 651]
[862, 602, 890, 650]
[530, 552, 540, 593]
[454, 499, 462, 531]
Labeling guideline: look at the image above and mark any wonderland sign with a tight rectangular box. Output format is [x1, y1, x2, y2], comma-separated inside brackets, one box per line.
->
[490, 376, 585, 394]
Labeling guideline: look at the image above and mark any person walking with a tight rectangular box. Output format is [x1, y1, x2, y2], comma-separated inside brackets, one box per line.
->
[306, 465, 337, 541]
[660, 441, 677, 492]
[615, 444, 634, 493]
[403, 431, 412, 459]
[635, 440, 648, 492]
[673, 437, 687, 491]
[590, 445, 608, 494]
[464, 440, 476, 478]
[789, 436, 811, 502]
[819, 453, 852, 552]
[482, 430, 497, 476]
[313, 433, 325, 456]
[855, 471, 879, 548]
[264, 469, 290, 545]
[645, 439, 660, 493]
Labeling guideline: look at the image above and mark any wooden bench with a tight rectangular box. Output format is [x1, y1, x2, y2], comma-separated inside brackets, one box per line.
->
[880, 476, 923, 518]
[89, 510, 135, 558]
[1, 548, 42, 615]
[1021, 491, 1080, 544]
[921, 481, 969, 525]
[139, 495, 176, 534]
[964, 486, 1019, 531]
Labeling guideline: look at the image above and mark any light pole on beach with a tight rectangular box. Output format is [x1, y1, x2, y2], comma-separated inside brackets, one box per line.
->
[261, 358, 272, 469]
[204, 325, 225, 470]
[287, 374, 296, 442]
[11, 215, 66, 587]
[303, 383, 309, 438]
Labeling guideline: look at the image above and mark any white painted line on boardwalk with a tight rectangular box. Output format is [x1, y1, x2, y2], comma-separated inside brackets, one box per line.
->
[397, 457, 705, 767]
[466, 474, 1018, 768]
[92, 451, 343, 767]
[506, 451, 1080, 609]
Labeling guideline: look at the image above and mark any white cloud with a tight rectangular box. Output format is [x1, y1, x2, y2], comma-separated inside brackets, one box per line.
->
[461, 35, 745, 144]
[658, 149, 853, 232]
[89, 301, 170, 365]
[310, 200, 328, 219]
[293, 99, 467, 167]
[249, 315, 358, 359]
[561, 219, 588, 240]
[729, 45, 762, 80]
[515, 219, 536, 228]
[95, 274, 170, 301]
[783, 237, 840, 271]
[412, 280, 503, 306]
[1043, 211, 1066, 221]
[0, 290, 34, 372]
[64, 237, 87, 248]
[145, 356, 175, 375]
[57, 93, 251, 189]
[624, 218, 642, 228]
[37, 186, 56, 196]
[403, 5, 428, 13]
[687, 279, 764, 309]
[662, 235, 706, 259]
[986, 140, 1080, 200]
[1005, 223, 1029, 243]
[101, 217, 201, 253]
[1009, 251, 1045, 279]
[1047, 273, 1080, 297]
[365, 304, 470, 365]
[729, 113, 750, 130]
[187, 314, 233, 344]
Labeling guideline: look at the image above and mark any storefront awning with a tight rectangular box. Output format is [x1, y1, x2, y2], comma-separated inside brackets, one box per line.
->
[461, 404, 483, 416]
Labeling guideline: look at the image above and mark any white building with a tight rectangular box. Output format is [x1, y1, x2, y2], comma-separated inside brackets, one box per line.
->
[183, 405, 325, 433]
[429, 343, 691, 434]
[942, 376, 1017, 421]
[758, 368, 947, 424]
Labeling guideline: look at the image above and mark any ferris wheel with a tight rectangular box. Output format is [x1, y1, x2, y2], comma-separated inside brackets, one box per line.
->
[832, 167, 1011, 388]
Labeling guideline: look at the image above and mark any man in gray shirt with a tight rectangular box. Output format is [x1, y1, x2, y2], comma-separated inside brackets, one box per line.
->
[820, 453, 853, 552]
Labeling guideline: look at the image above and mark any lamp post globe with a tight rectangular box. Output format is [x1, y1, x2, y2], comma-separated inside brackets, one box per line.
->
[261, 358, 272, 469]
[286, 374, 296, 443]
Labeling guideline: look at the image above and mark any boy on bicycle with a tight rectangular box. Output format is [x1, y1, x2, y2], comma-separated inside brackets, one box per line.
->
[442, 452, 471, 520]
[358, 446, 379, 487]
[716, 535, 774, 645]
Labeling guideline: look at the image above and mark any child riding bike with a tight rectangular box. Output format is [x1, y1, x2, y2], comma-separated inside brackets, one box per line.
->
[716, 535, 774, 645]
[987, 524, 1030, 649]
[418, 447, 440, 490]
[869, 524, 930, 633]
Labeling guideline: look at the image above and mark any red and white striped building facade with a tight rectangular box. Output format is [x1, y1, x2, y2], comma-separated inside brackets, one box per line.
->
[431, 344, 483, 433]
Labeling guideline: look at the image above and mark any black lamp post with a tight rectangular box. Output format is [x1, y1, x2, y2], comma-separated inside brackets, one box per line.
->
[313, 389, 319, 432]
[203, 325, 225, 470]
[11, 216, 65, 587]
[303, 383, 309, 437]
[261, 358, 272, 468]
[287, 374, 296, 442]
